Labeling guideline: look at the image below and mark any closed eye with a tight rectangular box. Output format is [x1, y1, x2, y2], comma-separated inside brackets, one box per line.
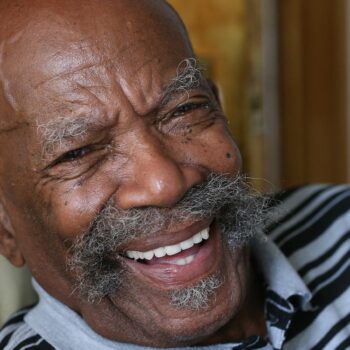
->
[172, 101, 213, 117]
[54, 146, 93, 165]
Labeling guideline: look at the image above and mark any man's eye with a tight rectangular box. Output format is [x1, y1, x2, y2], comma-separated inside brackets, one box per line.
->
[57, 147, 91, 164]
[173, 101, 212, 117]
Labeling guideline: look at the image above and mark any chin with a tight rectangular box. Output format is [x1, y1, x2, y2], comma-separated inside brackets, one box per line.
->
[110, 247, 248, 347]
[158, 284, 244, 347]
[156, 253, 248, 347]
[79, 226, 250, 347]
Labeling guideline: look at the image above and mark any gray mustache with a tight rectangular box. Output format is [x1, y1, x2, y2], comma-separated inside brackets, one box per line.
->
[68, 173, 268, 302]
[85, 173, 246, 250]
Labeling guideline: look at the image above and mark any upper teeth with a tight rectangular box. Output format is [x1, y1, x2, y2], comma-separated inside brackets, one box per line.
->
[125, 227, 209, 261]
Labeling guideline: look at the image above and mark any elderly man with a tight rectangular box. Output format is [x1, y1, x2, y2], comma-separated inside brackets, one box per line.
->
[0, 1, 349, 349]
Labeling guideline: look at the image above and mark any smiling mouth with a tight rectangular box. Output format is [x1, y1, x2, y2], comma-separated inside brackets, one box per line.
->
[121, 222, 221, 288]
[124, 227, 210, 265]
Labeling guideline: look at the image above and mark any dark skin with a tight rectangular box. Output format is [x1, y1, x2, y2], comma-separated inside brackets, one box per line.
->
[0, 0, 266, 347]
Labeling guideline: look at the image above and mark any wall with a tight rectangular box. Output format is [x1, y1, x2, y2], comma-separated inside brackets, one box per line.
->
[279, 0, 348, 187]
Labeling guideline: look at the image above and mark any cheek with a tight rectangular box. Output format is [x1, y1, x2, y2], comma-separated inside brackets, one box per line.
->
[46, 173, 117, 238]
[209, 134, 242, 174]
[180, 126, 242, 175]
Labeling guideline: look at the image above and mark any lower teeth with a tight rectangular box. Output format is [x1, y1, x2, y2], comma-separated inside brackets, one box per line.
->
[173, 255, 195, 266]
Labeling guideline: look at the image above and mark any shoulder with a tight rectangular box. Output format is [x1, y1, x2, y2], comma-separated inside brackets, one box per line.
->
[266, 184, 350, 305]
[268, 185, 350, 349]
[0, 307, 55, 350]
[266, 183, 350, 255]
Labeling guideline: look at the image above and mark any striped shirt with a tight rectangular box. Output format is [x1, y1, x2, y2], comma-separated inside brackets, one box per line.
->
[1, 184, 350, 350]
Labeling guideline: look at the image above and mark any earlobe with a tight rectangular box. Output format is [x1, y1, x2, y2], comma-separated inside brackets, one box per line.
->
[0, 201, 25, 267]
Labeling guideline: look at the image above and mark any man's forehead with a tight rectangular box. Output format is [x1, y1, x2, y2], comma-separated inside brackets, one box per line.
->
[0, 0, 194, 132]
[0, 57, 206, 150]
[37, 58, 206, 155]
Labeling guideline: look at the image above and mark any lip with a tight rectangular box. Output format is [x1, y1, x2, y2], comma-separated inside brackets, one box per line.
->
[119, 218, 214, 253]
[122, 221, 222, 289]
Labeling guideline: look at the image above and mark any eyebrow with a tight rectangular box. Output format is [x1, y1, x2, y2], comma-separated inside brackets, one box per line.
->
[37, 116, 99, 157]
[160, 57, 206, 106]
[37, 58, 206, 157]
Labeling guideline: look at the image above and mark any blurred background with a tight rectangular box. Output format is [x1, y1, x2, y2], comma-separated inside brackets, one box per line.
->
[169, 0, 349, 191]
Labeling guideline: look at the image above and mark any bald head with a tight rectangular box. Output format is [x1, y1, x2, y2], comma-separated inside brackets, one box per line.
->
[0, 0, 193, 132]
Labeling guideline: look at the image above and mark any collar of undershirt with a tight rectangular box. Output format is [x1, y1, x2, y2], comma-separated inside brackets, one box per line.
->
[251, 237, 312, 309]
[251, 237, 312, 349]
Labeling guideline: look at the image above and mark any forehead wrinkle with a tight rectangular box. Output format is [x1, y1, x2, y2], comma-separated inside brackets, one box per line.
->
[33, 44, 132, 90]
[33, 62, 99, 89]
[0, 39, 21, 114]
[0, 120, 30, 134]
[74, 82, 107, 109]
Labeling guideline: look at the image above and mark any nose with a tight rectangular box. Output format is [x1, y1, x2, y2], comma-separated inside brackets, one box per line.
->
[114, 130, 205, 209]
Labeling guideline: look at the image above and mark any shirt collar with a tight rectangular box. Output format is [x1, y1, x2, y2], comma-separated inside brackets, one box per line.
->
[251, 236, 313, 349]
[251, 235, 312, 310]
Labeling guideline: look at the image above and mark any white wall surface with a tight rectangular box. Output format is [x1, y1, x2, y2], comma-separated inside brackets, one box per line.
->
[0, 256, 37, 325]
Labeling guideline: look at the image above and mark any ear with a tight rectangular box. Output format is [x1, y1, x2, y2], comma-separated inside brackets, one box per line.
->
[0, 200, 25, 267]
